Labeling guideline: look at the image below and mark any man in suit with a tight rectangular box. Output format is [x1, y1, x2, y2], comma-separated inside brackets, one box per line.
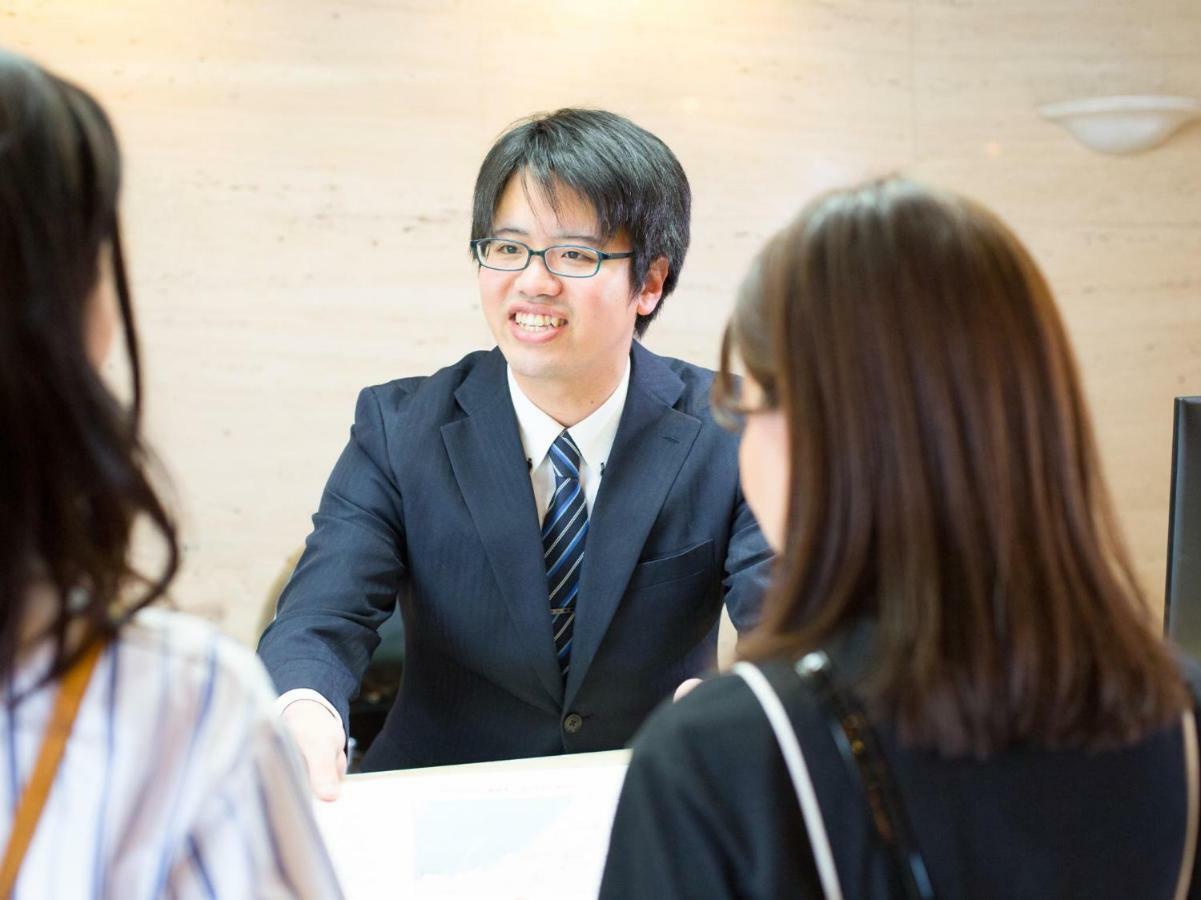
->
[257, 109, 771, 799]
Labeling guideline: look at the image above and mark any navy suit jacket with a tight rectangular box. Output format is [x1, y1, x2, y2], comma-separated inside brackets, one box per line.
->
[258, 342, 772, 770]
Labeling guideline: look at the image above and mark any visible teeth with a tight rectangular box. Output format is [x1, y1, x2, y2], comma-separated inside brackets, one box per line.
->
[515, 312, 566, 329]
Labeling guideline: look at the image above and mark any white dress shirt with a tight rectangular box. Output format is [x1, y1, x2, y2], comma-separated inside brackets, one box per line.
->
[507, 361, 629, 521]
[276, 361, 632, 739]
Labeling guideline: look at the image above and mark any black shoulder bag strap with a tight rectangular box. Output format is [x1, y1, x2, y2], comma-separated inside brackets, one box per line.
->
[735, 654, 935, 900]
[796, 650, 935, 900]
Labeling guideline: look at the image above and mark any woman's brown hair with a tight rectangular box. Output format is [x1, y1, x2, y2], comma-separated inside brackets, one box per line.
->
[0, 50, 178, 691]
[715, 177, 1187, 756]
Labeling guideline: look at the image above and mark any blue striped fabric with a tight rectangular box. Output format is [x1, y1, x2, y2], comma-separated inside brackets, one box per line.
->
[543, 430, 588, 676]
[91, 640, 119, 891]
[0, 605, 342, 898]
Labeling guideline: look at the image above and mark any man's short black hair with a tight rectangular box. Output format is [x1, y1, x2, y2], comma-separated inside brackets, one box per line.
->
[470, 109, 691, 337]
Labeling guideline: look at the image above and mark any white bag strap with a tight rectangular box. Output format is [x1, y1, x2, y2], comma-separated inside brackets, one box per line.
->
[733, 661, 844, 900]
[1174, 708, 1199, 900]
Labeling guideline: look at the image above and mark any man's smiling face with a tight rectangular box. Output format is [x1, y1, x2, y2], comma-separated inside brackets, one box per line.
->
[477, 172, 662, 393]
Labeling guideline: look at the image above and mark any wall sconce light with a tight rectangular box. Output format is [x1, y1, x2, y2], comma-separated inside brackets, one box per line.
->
[1038, 95, 1201, 154]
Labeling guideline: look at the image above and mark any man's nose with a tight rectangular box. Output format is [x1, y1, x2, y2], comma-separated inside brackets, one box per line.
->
[514, 252, 561, 296]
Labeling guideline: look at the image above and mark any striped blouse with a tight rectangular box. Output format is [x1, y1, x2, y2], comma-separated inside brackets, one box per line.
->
[0, 606, 342, 898]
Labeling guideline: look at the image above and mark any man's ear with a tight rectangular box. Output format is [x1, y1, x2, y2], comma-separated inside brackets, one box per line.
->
[634, 256, 669, 317]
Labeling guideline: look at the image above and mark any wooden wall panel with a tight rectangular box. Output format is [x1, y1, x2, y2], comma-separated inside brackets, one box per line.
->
[5, 0, 1199, 644]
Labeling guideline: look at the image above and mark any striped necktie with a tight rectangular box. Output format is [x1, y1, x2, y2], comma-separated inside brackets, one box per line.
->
[543, 430, 588, 677]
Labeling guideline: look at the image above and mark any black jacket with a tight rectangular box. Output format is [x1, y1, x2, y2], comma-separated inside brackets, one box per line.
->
[602, 646, 1201, 899]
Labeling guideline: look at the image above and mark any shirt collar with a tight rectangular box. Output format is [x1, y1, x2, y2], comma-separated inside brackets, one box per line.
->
[507, 359, 630, 473]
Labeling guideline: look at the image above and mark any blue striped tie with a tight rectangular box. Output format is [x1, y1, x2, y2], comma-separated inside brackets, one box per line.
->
[543, 430, 588, 677]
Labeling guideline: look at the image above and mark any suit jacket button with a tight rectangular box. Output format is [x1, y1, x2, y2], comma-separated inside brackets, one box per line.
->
[563, 713, 583, 734]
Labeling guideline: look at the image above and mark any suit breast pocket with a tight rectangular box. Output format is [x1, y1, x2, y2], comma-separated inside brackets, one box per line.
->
[626, 539, 715, 592]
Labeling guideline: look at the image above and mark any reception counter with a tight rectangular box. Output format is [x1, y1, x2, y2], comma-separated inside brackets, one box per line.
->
[314, 750, 631, 899]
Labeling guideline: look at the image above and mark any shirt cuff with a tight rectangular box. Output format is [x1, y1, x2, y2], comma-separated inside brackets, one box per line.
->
[275, 688, 344, 734]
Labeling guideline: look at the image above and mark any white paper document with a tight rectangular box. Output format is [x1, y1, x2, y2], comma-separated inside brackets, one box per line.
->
[314, 750, 631, 899]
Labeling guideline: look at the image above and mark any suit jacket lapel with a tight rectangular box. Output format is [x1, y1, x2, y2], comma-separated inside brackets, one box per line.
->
[441, 349, 564, 707]
[565, 343, 701, 709]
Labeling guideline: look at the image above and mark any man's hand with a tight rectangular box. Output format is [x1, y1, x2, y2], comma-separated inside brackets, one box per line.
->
[281, 699, 347, 801]
[674, 678, 703, 702]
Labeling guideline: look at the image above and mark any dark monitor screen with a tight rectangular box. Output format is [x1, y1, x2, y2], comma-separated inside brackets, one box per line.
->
[1166, 396, 1201, 657]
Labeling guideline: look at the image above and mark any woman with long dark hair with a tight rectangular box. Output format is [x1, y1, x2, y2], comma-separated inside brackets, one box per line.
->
[0, 49, 341, 897]
[600, 178, 1198, 898]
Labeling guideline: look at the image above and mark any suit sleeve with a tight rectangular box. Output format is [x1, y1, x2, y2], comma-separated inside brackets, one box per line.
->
[257, 385, 408, 726]
[721, 484, 773, 633]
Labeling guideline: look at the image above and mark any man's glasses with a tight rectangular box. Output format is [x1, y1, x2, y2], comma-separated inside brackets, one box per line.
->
[470, 238, 633, 279]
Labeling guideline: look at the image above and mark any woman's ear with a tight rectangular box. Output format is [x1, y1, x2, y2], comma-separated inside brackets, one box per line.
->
[86, 245, 118, 369]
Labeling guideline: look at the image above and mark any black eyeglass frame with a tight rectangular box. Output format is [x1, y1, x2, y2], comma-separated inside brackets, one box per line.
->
[469, 238, 633, 279]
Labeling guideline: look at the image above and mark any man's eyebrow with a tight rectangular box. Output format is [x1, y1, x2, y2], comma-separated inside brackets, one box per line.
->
[492, 226, 604, 245]
[554, 232, 603, 245]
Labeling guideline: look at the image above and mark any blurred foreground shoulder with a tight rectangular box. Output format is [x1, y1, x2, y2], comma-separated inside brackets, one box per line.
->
[600, 673, 787, 900]
[122, 607, 344, 897]
[121, 606, 281, 716]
